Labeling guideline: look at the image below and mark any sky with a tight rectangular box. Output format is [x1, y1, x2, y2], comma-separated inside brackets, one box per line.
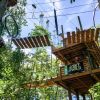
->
[22, 0, 100, 36]
[5, 0, 100, 54]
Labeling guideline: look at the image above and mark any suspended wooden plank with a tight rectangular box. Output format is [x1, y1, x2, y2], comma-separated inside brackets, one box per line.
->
[24, 38, 33, 48]
[28, 37, 36, 47]
[63, 38, 68, 47]
[20, 38, 28, 48]
[12, 35, 50, 49]
[32, 37, 39, 47]
[36, 36, 43, 47]
[40, 35, 47, 46]
[16, 39, 25, 49]
[45, 35, 51, 46]
[12, 39, 21, 48]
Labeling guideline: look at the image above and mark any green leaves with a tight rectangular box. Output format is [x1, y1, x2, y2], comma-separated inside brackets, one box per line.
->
[30, 25, 49, 36]
[90, 82, 100, 100]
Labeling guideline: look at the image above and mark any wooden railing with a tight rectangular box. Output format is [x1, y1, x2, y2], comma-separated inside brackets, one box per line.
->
[63, 28, 100, 47]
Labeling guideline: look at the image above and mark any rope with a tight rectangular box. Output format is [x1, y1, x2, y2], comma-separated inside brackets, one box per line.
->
[93, 3, 99, 28]
[4, 14, 19, 38]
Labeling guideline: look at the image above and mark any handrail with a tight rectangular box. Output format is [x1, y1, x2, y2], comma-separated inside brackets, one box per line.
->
[63, 28, 100, 47]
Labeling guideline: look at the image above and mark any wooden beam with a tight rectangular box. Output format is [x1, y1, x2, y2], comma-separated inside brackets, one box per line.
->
[91, 73, 100, 82]
[54, 68, 100, 81]
[76, 78, 88, 88]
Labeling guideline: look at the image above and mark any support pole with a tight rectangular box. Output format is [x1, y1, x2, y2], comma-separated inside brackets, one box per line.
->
[87, 51, 94, 70]
[53, 2, 59, 35]
[68, 88, 72, 100]
[82, 94, 86, 100]
[77, 16, 83, 31]
[76, 91, 79, 100]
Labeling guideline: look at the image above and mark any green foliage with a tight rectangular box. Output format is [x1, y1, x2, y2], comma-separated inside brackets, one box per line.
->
[30, 25, 49, 36]
[0, 0, 27, 36]
[90, 82, 100, 100]
[0, 46, 68, 99]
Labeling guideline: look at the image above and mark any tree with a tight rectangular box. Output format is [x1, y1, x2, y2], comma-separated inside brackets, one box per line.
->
[0, 0, 27, 36]
[30, 25, 50, 36]
[90, 82, 100, 100]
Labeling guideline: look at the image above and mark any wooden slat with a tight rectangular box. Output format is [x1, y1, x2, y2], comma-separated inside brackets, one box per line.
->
[31, 37, 39, 47]
[86, 29, 90, 42]
[43, 35, 48, 46]
[44, 35, 50, 46]
[90, 29, 95, 41]
[12, 39, 21, 48]
[63, 38, 66, 47]
[72, 31, 76, 43]
[80, 30, 85, 42]
[28, 37, 36, 47]
[20, 38, 28, 48]
[23, 38, 31, 48]
[40, 35, 47, 46]
[63, 38, 68, 47]
[36, 36, 43, 47]
[67, 32, 71, 45]
[16, 39, 25, 49]
[95, 28, 100, 41]
[76, 31, 80, 43]
[35, 37, 41, 47]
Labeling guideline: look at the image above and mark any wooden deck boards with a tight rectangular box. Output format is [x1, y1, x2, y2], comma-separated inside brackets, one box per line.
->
[25, 68, 100, 94]
[54, 68, 100, 94]
[12, 35, 51, 49]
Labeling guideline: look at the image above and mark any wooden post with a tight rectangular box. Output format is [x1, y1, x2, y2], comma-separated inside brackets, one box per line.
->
[68, 88, 72, 100]
[82, 94, 86, 100]
[87, 51, 94, 70]
[76, 91, 79, 100]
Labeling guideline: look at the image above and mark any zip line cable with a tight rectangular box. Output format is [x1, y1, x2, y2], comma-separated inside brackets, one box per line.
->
[26, 9, 98, 20]
[27, 0, 66, 5]
[26, 2, 98, 14]
[35, 0, 60, 31]
[93, 3, 99, 28]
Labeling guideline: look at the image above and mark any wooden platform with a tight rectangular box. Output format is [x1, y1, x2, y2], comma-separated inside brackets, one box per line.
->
[25, 78, 56, 88]
[12, 35, 50, 49]
[54, 68, 100, 94]
[24, 68, 100, 95]
[53, 41, 100, 65]
[62, 28, 100, 47]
